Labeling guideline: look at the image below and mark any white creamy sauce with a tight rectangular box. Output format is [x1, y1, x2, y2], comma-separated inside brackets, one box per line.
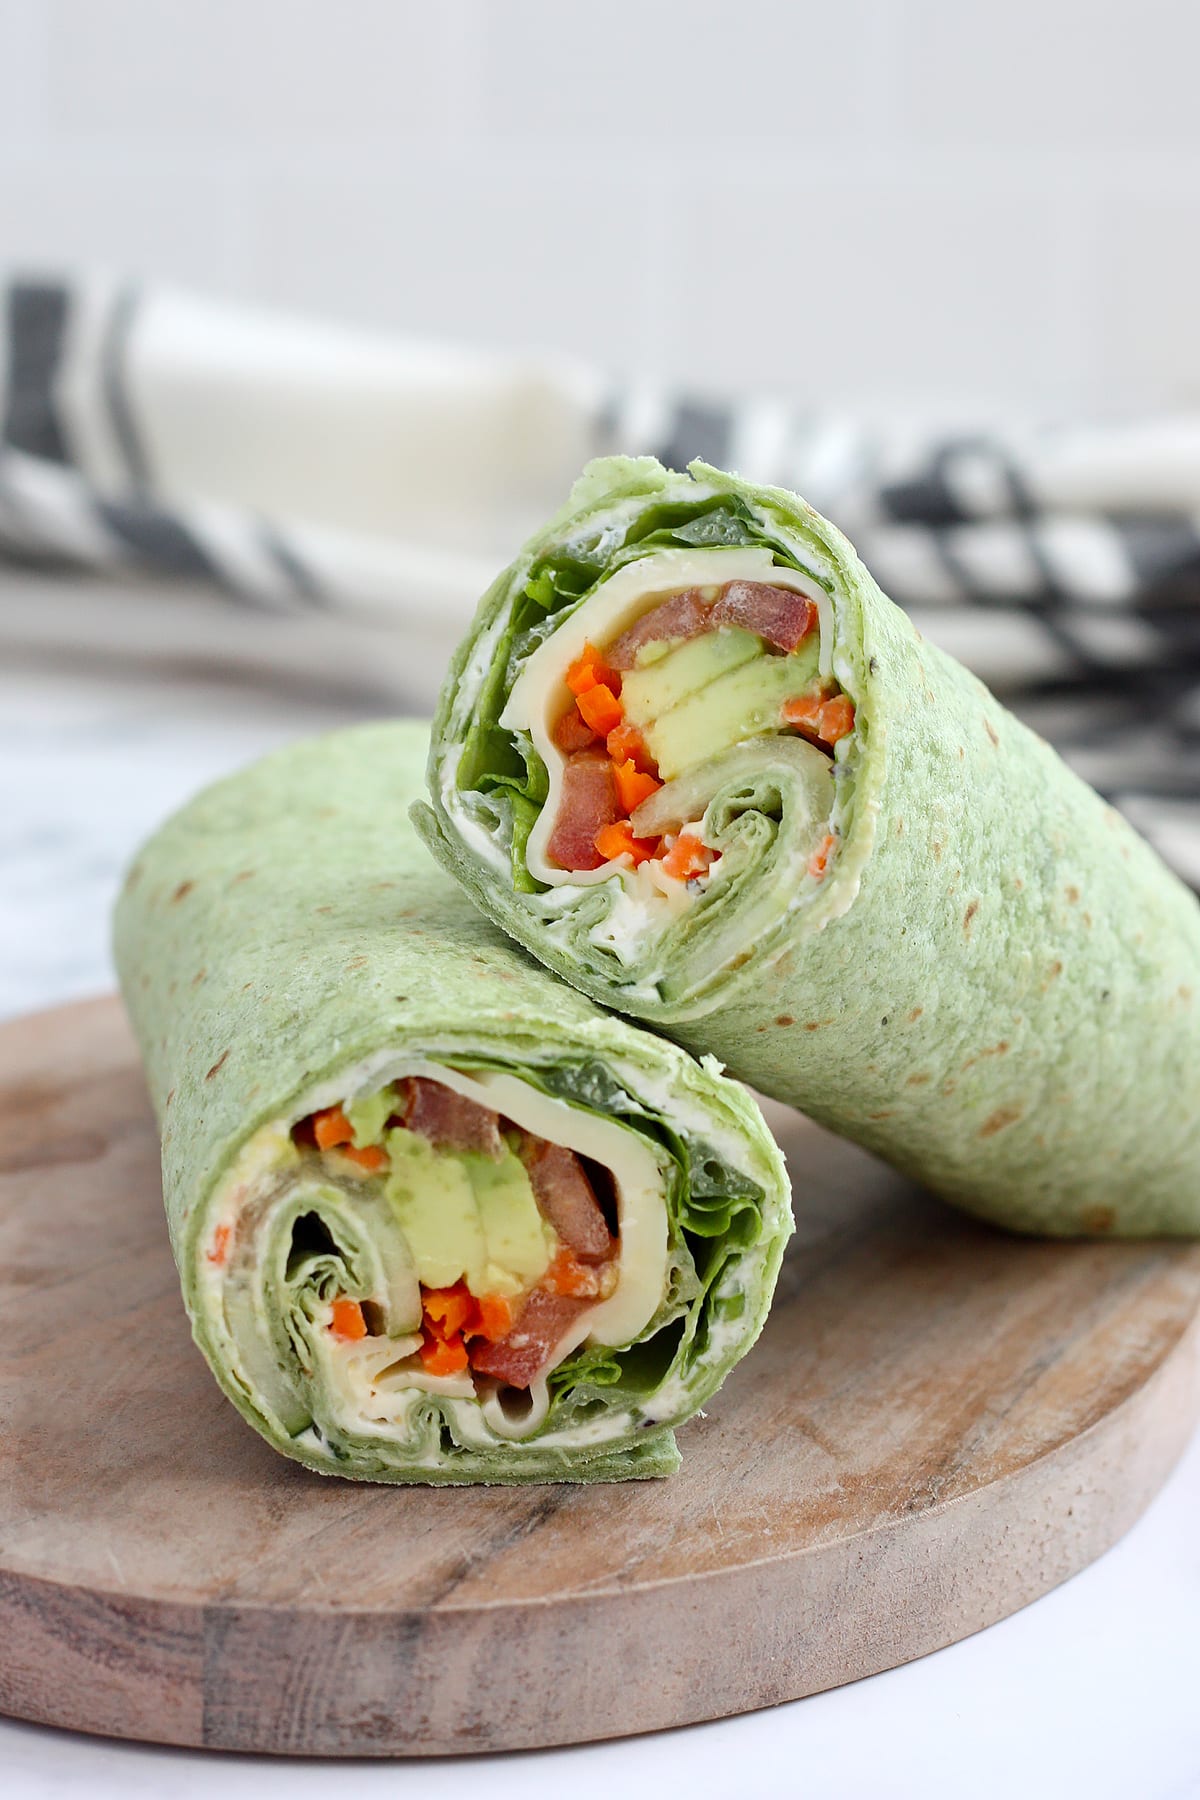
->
[438, 743, 510, 877]
[441, 609, 519, 876]
[197, 1121, 298, 1299]
[583, 856, 692, 968]
[450, 605, 508, 737]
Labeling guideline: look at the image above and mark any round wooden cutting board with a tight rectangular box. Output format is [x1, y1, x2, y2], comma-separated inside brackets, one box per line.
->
[2, 997, 1199, 1758]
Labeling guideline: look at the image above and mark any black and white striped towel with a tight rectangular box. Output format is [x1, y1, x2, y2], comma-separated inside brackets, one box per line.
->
[5, 272, 1200, 886]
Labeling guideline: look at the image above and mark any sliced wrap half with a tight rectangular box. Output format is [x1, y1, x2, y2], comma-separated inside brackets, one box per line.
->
[113, 721, 791, 1483]
[416, 457, 1200, 1238]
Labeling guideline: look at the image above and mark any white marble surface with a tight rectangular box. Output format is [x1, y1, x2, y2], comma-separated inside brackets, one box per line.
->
[0, 594, 382, 1020]
[2, 570, 1198, 1799]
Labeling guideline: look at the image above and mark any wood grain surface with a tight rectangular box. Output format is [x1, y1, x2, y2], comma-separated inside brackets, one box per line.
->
[1, 996, 1198, 1758]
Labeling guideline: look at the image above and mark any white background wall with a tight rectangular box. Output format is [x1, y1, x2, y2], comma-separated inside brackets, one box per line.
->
[2, 0, 1199, 421]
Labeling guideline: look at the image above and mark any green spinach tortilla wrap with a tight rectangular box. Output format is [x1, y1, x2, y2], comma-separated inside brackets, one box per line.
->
[113, 721, 790, 1483]
[416, 457, 1200, 1239]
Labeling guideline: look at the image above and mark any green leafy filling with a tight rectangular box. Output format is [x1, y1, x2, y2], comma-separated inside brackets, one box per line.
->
[523, 1058, 765, 1414]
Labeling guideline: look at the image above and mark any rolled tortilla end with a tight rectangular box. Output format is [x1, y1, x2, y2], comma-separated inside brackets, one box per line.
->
[114, 720, 791, 1483]
[417, 457, 1200, 1238]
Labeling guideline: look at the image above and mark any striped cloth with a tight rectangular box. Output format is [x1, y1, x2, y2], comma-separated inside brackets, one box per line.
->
[5, 273, 1200, 885]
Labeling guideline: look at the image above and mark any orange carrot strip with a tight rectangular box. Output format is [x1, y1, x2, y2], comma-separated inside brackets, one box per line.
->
[419, 1331, 469, 1375]
[544, 1247, 602, 1299]
[566, 651, 599, 697]
[330, 1298, 368, 1341]
[808, 833, 836, 879]
[340, 1143, 388, 1175]
[594, 820, 657, 866]
[566, 643, 619, 698]
[781, 693, 820, 728]
[661, 832, 713, 882]
[207, 1222, 231, 1266]
[313, 1105, 354, 1150]
[606, 721, 653, 771]
[782, 692, 856, 745]
[781, 694, 819, 733]
[613, 758, 660, 814]
[576, 682, 624, 737]
[816, 695, 856, 743]
[422, 1282, 475, 1340]
[471, 1293, 514, 1342]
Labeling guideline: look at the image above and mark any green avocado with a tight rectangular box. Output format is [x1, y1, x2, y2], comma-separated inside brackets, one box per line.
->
[346, 1086, 394, 1147]
[644, 633, 822, 780]
[385, 1128, 485, 1291]
[466, 1147, 555, 1296]
[383, 1126, 552, 1298]
[621, 626, 762, 725]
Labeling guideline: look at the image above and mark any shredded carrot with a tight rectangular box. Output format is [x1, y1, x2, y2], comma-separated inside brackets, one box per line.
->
[594, 820, 657, 866]
[471, 1293, 514, 1342]
[613, 758, 660, 814]
[816, 695, 856, 743]
[566, 647, 600, 696]
[661, 832, 714, 882]
[606, 721, 653, 770]
[313, 1105, 354, 1150]
[781, 693, 821, 730]
[576, 682, 624, 737]
[808, 833, 837, 879]
[330, 1297, 368, 1341]
[544, 1247, 601, 1299]
[207, 1222, 231, 1266]
[419, 1331, 469, 1376]
[339, 1143, 388, 1175]
[782, 692, 857, 745]
[422, 1281, 475, 1340]
[566, 643, 618, 698]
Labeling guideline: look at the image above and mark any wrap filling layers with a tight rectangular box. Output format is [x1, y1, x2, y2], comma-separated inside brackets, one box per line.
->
[431, 475, 868, 1011]
[418, 459, 1200, 1238]
[115, 721, 791, 1482]
[206, 1059, 668, 1448]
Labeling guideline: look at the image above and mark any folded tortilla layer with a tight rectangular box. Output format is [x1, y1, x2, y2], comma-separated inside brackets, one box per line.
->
[416, 457, 1200, 1237]
[113, 721, 790, 1483]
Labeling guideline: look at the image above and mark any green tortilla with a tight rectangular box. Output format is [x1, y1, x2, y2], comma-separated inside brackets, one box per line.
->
[113, 721, 791, 1484]
[417, 458, 1200, 1238]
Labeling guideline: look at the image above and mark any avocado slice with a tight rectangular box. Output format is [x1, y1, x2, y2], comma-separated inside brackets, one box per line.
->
[621, 627, 763, 727]
[345, 1087, 394, 1147]
[466, 1148, 554, 1295]
[645, 633, 822, 780]
[385, 1128, 487, 1291]
[383, 1126, 553, 1298]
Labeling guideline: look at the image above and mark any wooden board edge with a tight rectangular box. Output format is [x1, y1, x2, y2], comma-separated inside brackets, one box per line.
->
[2, 1307, 1197, 1757]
